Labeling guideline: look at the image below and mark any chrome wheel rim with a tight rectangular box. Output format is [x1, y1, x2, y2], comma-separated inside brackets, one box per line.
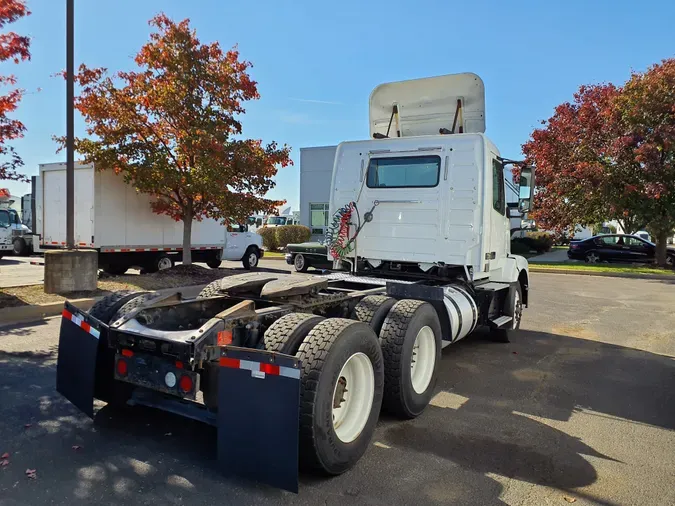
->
[294, 254, 305, 270]
[248, 252, 258, 267]
[586, 252, 599, 263]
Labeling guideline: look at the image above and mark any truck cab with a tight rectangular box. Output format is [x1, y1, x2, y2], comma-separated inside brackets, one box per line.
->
[328, 73, 533, 285]
[0, 189, 33, 257]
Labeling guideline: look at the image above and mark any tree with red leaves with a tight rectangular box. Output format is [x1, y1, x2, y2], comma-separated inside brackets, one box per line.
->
[58, 14, 291, 265]
[522, 59, 675, 267]
[0, 0, 30, 182]
[613, 59, 675, 266]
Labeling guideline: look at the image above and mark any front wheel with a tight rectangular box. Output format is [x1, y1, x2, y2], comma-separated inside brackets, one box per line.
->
[242, 247, 260, 270]
[13, 237, 27, 256]
[491, 283, 523, 343]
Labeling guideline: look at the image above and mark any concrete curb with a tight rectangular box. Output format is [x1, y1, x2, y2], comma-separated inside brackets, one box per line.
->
[0, 283, 208, 327]
[530, 267, 675, 281]
[262, 254, 285, 261]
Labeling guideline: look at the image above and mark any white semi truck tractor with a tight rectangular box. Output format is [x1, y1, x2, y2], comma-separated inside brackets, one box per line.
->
[54, 73, 534, 492]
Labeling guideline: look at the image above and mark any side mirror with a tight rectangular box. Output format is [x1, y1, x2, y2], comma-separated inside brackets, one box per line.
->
[518, 166, 535, 213]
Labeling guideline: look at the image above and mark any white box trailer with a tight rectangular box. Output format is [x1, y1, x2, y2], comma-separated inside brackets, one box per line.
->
[33, 163, 264, 273]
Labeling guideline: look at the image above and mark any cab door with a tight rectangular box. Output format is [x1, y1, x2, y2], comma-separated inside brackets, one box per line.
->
[488, 157, 508, 271]
[223, 224, 249, 260]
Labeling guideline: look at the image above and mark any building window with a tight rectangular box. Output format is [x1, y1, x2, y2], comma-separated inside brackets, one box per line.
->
[492, 159, 505, 215]
[310, 203, 329, 235]
[366, 155, 440, 188]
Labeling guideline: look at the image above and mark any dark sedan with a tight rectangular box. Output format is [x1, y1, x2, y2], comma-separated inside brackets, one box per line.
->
[285, 242, 332, 272]
[567, 234, 675, 266]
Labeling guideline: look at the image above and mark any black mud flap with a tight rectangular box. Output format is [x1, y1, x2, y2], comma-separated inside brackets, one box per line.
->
[217, 346, 301, 493]
[56, 302, 107, 418]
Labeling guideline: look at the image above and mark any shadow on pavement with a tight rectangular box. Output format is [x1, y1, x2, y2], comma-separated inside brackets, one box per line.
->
[1, 327, 673, 505]
[0, 257, 22, 266]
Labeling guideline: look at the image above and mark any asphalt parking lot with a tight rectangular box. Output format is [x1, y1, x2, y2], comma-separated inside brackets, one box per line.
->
[1, 273, 674, 505]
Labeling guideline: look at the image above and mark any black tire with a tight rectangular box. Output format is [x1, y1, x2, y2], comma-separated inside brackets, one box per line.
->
[263, 313, 324, 354]
[491, 283, 523, 343]
[145, 253, 174, 273]
[12, 237, 26, 256]
[379, 300, 442, 419]
[294, 253, 309, 273]
[297, 318, 384, 475]
[351, 295, 396, 335]
[111, 291, 160, 322]
[242, 246, 260, 270]
[89, 291, 148, 405]
[206, 258, 222, 269]
[196, 279, 223, 299]
[102, 263, 128, 276]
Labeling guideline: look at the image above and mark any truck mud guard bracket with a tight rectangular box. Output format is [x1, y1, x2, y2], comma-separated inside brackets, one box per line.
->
[217, 346, 302, 493]
[56, 302, 107, 418]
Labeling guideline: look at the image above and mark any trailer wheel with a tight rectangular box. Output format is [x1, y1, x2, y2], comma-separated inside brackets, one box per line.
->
[196, 279, 223, 299]
[379, 300, 441, 419]
[263, 313, 324, 354]
[296, 318, 384, 475]
[89, 291, 148, 406]
[242, 246, 260, 270]
[491, 283, 523, 343]
[351, 295, 396, 335]
[206, 258, 222, 269]
[102, 263, 128, 276]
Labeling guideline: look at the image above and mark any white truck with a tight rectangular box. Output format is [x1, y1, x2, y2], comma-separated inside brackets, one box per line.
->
[32, 163, 264, 272]
[0, 189, 33, 257]
[54, 73, 534, 492]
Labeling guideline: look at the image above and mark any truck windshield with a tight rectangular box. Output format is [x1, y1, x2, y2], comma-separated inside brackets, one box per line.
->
[267, 217, 287, 225]
[366, 155, 441, 188]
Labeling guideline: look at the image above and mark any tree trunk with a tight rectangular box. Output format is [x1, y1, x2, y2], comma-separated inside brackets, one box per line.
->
[655, 229, 668, 268]
[182, 204, 193, 266]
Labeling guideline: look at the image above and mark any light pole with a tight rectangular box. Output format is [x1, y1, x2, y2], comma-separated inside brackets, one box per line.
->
[66, 0, 74, 249]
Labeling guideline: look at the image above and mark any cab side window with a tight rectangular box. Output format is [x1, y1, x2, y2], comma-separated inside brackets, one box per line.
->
[492, 159, 505, 215]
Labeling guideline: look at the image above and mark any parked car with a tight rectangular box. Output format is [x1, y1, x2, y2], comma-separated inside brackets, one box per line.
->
[285, 242, 332, 272]
[567, 234, 675, 266]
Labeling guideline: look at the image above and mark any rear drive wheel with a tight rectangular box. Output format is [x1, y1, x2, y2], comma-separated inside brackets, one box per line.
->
[242, 247, 259, 270]
[263, 313, 324, 354]
[89, 291, 148, 406]
[585, 251, 600, 263]
[297, 318, 384, 475]
[294, 253, 309, 272]
[351, 295, 396, 335]
[111, 291, 161, 323]
[145, 253, 174, 273]
[197, 279, 224, 299]
[491, 283, 523, 343]
[379, 300, 441, 419]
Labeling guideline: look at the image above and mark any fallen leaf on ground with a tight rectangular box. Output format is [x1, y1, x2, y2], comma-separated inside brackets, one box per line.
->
[25, 469, 37, 479]
[1, 459, 9, 467]
[71, 445, 81, 451]
[563, 497, 577, 503]
[24, 424, 32, 429]
[512, 351, 518, 355]
[164, 432, 172, 436]
[1, 453, 9, 459]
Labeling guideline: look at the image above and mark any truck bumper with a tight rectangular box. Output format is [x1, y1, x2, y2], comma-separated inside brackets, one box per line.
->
[55, 303, 301, 493]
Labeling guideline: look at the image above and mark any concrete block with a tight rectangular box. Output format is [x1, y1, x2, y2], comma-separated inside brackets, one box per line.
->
[44, 249, 98, 294]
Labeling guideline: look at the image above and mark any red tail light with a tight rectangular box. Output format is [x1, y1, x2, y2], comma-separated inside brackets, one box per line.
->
[179, 375, 193, 393]
[116, 359, 128, 376]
